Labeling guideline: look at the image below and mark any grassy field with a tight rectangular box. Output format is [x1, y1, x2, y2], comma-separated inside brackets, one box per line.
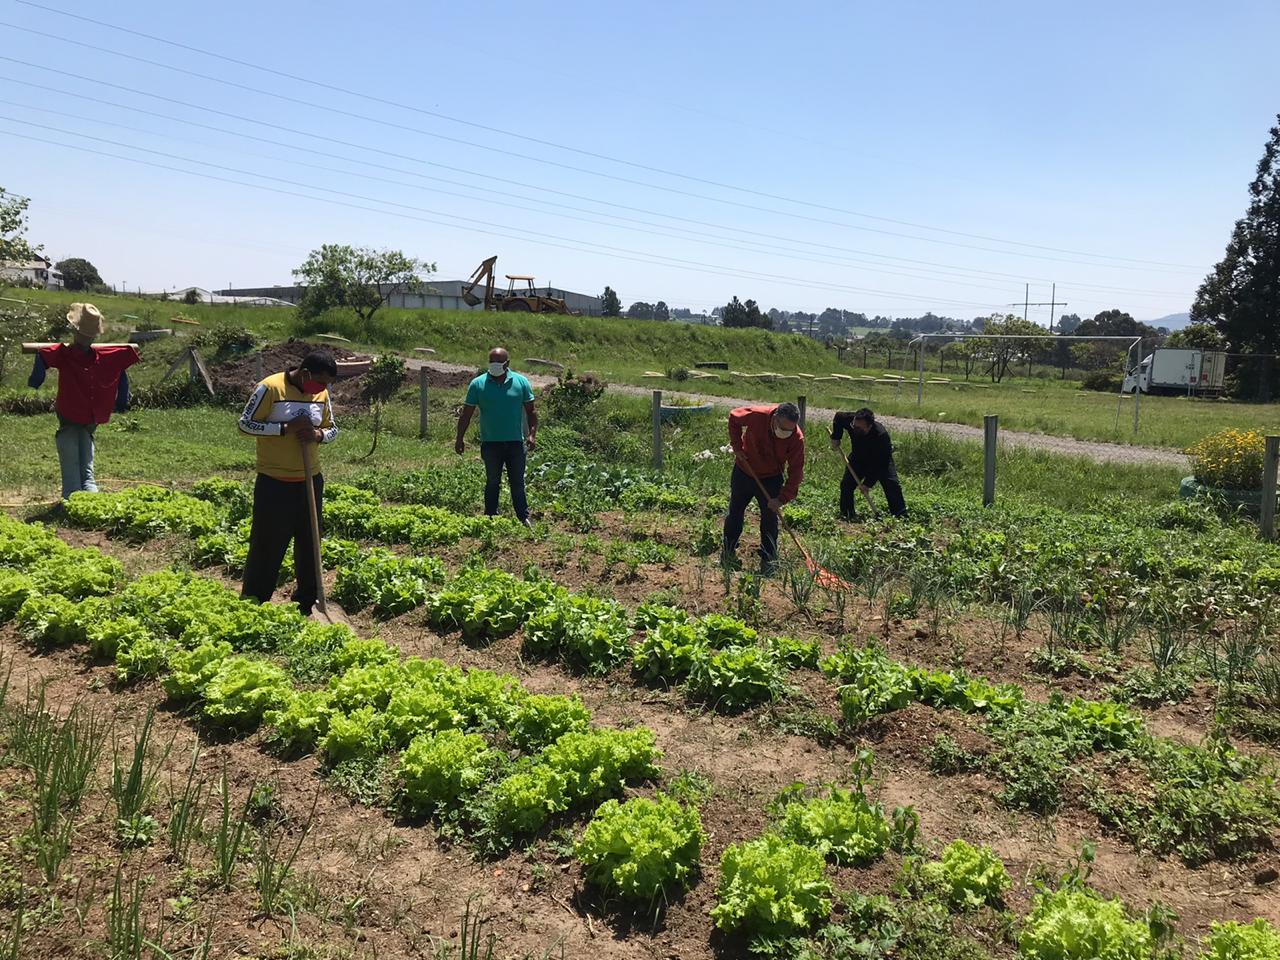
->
[0, 389, 1186, 513]
[7, 287, 1277, 450]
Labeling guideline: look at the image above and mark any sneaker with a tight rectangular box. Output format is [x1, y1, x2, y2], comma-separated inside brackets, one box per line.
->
[520, 517, 534, 531]
[759, 561, 777, 578]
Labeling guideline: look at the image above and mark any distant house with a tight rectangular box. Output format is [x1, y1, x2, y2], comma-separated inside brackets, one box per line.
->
[217, 281, 605, 316]
[0, 254, 63, 289]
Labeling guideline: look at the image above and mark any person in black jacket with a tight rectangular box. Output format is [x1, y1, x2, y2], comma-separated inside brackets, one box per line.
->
[830, 408, 908, 519]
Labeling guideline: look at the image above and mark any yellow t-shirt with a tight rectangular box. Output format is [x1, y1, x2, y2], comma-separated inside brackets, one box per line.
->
[237, 371, 337, 480]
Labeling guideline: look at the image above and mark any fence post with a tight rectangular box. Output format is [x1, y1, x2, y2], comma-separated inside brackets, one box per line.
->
[652, 390, 663, 472]
[983, 415, 998, 507]
[797, 395, 807, 431]
[1262, 435, 1279, 542]
[418, 366, 429, 439]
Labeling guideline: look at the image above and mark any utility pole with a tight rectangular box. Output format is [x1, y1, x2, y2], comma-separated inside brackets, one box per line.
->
[1008, 286, 1068, 327]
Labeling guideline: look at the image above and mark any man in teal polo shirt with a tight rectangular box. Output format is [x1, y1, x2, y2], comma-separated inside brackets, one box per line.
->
[455, 346, 538, 527]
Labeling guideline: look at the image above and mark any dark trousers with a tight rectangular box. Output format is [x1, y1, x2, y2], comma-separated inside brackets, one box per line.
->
[481, 441, 529, 521]
[840, 459, 908, 519]
[242, 472, 323, 614]
[723, 465, 783, 566]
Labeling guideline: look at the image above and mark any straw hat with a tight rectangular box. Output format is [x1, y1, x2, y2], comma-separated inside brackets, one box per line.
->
[67, 303, 104, 341]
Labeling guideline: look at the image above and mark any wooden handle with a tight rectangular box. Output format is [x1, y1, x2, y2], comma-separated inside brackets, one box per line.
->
[299, 442, 327, 615]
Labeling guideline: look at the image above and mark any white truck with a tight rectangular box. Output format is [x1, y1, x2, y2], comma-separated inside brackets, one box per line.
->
[1123, 348, 1227, 395]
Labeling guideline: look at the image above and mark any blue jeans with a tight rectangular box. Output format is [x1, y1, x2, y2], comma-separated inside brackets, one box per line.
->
[55, 416, 98, 500]
[480, 441, 529, 521]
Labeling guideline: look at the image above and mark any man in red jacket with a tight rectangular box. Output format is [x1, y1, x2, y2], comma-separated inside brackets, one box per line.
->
[34, 303, 139, 499]
[722, 401, 805, 574]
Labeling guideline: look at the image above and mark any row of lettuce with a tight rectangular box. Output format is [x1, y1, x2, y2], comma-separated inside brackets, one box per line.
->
[5, 516, 1280, 956]
[55, 484, 1280, 868]
[352, 461, 1280, 639]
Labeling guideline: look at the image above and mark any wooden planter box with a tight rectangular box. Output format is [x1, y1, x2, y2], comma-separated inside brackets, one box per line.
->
[335, 356, 372, 378]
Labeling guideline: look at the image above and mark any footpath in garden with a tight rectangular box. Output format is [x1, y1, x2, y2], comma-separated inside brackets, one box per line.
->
[407, 359, 1193, 470]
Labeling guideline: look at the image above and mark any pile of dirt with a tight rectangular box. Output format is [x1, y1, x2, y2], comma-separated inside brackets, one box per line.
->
[212, 343, 473, 407]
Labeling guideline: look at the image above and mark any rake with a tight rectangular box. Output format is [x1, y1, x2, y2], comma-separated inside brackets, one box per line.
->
[735, 457, 851, 591]
[831, 440, 882, 520]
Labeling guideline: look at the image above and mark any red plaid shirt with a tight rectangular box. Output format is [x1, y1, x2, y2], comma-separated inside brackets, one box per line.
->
[38, 344, 139, 425]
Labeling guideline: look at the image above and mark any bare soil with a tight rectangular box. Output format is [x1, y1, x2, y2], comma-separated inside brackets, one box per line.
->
[2, 514, 1275, 959]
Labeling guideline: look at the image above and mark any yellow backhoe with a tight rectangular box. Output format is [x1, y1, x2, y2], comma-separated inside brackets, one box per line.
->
[459, 255, 575, 314]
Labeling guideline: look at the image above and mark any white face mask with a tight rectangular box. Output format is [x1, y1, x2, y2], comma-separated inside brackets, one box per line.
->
[488, 361, 507, 377]
[773, 425, 794, 440]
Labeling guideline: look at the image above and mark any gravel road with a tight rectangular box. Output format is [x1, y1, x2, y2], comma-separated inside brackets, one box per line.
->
[409, 359, 1190, 470]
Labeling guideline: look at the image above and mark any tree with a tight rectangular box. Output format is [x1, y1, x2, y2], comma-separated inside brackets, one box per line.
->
[626, 301, 654, 320]
[721, 296, 770, 328]
[653, 300, 670, 322]
[1167, 321, 1227, 351]
[974, 315, 1047, 382]
[0, 188, 38, 269]
[1192, 114, 1280, 399]
[359, 354, 407, 459]
[1056, 313, 1082, 335]
[600, 286, 622, 317]
[671, 306, 692, 319]
[56, 257, 104, 292]
[293, 244, 429, 334]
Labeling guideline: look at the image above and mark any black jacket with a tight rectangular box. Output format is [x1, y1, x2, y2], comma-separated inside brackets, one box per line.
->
[832, 413, 895, 485]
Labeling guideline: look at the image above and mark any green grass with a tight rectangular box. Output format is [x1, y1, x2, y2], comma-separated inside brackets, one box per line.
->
[7, 287, 1276, 450]
[0, 388, 1185, 515]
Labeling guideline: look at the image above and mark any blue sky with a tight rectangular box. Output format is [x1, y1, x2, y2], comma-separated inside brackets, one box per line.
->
[2, 0, 1277, 323]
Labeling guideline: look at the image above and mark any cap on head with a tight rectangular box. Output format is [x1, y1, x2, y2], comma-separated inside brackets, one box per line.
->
[774, 401, 801, 425]
[66, 302, 103, 343]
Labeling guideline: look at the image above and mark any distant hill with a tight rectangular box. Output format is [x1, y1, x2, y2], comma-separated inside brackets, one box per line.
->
[1149, 311, 1191, 330]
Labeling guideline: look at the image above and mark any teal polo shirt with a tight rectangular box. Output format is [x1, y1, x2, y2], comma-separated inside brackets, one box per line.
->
[464, 371, 534, 442]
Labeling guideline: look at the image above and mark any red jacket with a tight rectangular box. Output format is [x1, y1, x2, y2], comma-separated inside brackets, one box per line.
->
[39, 344, 139, 426]
[728, 404, 805, 503]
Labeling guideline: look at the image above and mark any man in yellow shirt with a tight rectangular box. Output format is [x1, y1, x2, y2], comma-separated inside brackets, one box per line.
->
[237, 351, 338, 613]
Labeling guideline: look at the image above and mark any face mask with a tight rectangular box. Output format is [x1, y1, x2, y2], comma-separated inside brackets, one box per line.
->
[302, 379, 325, 394]
[773, 425, 794, 440]
[488, 362, 508, 377]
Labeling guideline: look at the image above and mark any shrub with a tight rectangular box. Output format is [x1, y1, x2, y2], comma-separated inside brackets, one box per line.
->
[1082, 370, 1121, 393]
[778, 788, 890, 866]
[1019, 887, 1152, 960]
[400, 730, 499, 814]
[576, 794, 704, 902]
[1188, 429, 1266, 491]
[543, 370, 606, 421]
[710, 834, 833, 938]
[921, 839, 1011, 909]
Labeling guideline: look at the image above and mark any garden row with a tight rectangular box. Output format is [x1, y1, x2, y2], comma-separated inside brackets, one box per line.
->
[54, 484, 1280, 866]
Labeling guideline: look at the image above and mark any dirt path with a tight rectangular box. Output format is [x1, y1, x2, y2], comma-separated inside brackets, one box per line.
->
[410, 359, 1191, 470]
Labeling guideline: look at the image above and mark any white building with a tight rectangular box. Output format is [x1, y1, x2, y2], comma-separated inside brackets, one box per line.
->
[0, 255, 63, 289]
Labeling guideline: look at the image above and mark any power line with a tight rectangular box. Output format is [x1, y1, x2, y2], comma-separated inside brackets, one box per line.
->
[0, 122, 1013, 312]
[11, 97, 1157, 305]
[0, 65, 1202, 298]
[0, 16, 1205, 273]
